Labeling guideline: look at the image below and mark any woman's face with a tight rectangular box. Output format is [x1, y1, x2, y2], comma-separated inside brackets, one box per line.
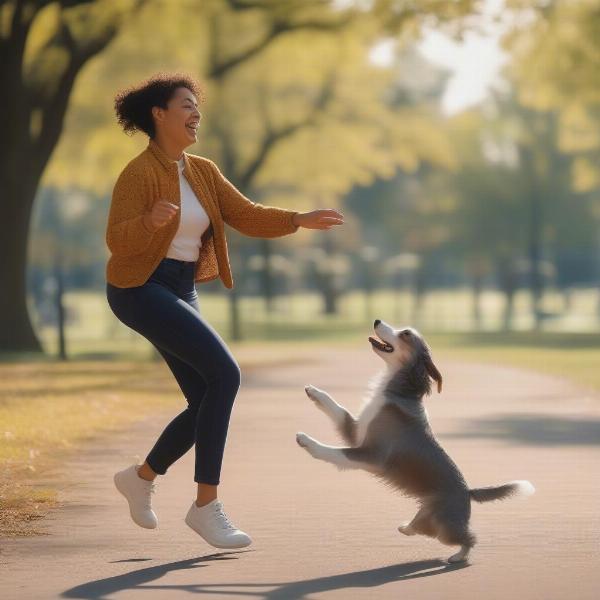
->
[152, 86, 201, 148]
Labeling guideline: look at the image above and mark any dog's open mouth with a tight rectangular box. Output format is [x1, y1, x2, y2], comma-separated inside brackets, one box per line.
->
[368, 336, 394, 353]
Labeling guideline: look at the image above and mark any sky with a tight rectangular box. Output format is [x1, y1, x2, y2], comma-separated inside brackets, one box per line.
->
[369, 0, 509, 115]
[417, 0, 508, 114]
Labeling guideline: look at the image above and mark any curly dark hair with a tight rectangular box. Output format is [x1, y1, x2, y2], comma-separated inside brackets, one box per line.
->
[114, 71, 205, 139]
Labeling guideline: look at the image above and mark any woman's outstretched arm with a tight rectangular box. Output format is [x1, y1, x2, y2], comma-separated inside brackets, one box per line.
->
[208, 160, 300, 238]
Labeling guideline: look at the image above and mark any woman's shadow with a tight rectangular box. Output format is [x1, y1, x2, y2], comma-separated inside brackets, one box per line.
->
[61, 552, 468, 599]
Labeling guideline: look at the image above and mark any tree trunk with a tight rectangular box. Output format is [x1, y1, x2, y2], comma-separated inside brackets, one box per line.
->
[0, 162, 43, 353]
[260, 238, 275, 313]
[320, 236, 339, 315]
[323, 283, 339, 315]
[228, 236, 242, 341]
[54, 250, 67, 361]
[411, 262, 427, 327]
[0, 1, 143, 353]
[471, 275, 483, 331]
[528, 187, 544, 330]
[496, 259, 517, 332]
[518, 143, 544, 331]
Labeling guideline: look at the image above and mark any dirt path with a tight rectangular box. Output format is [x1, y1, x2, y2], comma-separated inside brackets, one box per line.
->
[2, 344, 599, 599]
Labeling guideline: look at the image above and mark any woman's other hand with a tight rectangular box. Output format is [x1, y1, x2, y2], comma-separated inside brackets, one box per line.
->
[144, 200, 180, 232]
[293, 209, 344, 230]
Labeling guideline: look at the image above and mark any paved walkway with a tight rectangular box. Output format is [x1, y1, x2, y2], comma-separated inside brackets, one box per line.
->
[2, 344, 599, 599]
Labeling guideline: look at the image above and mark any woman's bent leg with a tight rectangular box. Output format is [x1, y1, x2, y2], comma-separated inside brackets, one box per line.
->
[144, 343, 208, 476]
[193, 355, 240, 485]
[117, 282, 241, 485]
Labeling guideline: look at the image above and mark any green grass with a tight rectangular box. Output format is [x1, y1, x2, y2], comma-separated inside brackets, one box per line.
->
[425, 331, 600, 393]
[22, 285, 600, 397]
[28, 286, 600, 359]
[0, 360, 183, 536]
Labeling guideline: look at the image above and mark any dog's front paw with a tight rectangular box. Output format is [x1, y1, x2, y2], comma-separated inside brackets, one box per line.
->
[296, 432, 322, 460]
[304, 385, 327, 405]
[296, 432, 311, 448]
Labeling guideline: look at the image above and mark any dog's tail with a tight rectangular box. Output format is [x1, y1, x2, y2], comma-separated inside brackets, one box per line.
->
[469, 480, 535, 503]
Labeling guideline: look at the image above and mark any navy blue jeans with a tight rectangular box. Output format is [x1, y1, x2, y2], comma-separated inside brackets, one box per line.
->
[106, 257, 241, 485]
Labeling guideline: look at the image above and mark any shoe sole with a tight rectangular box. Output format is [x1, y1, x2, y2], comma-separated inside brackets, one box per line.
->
[114, 471, 157, 529]
[184, 513, 252, 549]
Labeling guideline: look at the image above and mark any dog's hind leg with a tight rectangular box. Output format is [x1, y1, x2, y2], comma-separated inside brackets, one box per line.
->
[437, 524, 476, 563]
[296, 432, 379, 473]
[447, 545, 471, 563]
[397, 523, 417, 536]
[304, 385, 357, 445]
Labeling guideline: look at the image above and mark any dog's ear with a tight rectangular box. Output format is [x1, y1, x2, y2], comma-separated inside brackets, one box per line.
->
[425, 356, 443, 393]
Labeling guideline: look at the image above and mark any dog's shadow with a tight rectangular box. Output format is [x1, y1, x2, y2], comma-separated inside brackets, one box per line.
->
[61, 553, 468, 599]
[262, 559, 468, 599]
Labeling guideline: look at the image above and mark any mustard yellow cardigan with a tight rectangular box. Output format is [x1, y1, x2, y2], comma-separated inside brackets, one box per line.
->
[105, 138, 299, 288]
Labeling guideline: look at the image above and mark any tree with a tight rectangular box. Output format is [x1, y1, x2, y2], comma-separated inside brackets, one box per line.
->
[503, 0, 600, 323]
[1, 0, 147, 353]
[194, 0, 476, 331]
[6, 0, 476, 352]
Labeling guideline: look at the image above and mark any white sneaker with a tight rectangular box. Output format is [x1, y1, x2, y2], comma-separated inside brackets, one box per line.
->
[184, 499, 252, 549]
[113, 464, 158, 529]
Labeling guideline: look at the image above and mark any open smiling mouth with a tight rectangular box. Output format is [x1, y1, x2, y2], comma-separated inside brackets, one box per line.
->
[368, 336, 394, 353]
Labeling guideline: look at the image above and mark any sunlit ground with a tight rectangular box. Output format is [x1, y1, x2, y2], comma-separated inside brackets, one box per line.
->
[1, 286, 598, 537]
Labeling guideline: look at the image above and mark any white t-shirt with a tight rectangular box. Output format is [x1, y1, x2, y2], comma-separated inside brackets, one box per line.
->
[165, 157, 211, 262]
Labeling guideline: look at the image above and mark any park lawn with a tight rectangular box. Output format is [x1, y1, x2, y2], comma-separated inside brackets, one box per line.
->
[1, 330, 598, 539]
[428, 331, 600, 393]
[0, 360, 181, 538]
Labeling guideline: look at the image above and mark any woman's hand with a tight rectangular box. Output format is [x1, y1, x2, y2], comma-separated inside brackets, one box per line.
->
[293, 209, 344, 230]
[143, 200, 180, 232]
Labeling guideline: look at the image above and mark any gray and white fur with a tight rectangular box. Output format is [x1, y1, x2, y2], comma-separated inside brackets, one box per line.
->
[296, 319, 535, 563]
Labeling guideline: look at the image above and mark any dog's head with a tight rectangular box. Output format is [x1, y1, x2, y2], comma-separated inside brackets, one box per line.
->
[368, 319, 443, 395]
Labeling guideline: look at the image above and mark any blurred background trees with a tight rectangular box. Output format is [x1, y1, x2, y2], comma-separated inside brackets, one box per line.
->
[3, 0, 600, 357]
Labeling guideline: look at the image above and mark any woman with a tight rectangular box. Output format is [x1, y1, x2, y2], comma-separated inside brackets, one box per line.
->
[107, 72, 343, 549]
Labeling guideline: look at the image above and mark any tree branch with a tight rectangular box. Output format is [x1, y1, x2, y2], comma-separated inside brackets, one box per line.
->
[240, 70, 337, 187]
[31, 0, 148, 175]
[209, 12, 354, 79]
[225, 0, 330, 11]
